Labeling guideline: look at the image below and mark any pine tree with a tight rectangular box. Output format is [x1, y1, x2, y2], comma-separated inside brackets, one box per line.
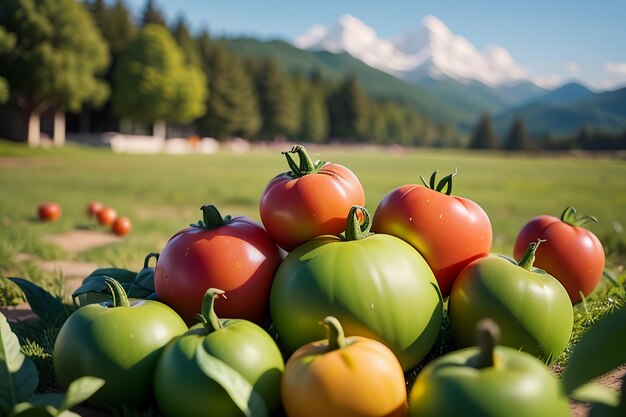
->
[254, 59, 299, 140]
[469, 113, 499, 149]
[504, 117, 532, 150]
[171, 15, 201, 67]
[329, 73, 368, 141]
[197, 46, 261, 139]
[300, 90, 329, 143]
[141, 0, 166, 27]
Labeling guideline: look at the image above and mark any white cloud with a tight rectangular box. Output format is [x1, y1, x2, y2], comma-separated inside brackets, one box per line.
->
[605, 61, 626, 76]
[531, 73, 563, 89]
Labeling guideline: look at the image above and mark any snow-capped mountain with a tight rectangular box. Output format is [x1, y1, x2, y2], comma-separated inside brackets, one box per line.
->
[294, 14, 532, 87]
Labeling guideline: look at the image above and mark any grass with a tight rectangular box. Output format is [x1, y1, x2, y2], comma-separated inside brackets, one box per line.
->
[1, 139, 625, 415]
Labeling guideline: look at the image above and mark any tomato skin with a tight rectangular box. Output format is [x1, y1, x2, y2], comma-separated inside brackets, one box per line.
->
[372, 182, 492, 297]
[86, 200, 104, 218]
[111, 216, 132, 236]
[97, 206, 117, 225]
[37, 202, 61, 222]
[282, 317, 407, 417]
[270, 208, 443, 371]
[514, 210, 605, 303]
[154, 313, 284, 417]
[53, 297, 188, 408]
[154, 207, 283, 324]
[260, 146, 365, 251]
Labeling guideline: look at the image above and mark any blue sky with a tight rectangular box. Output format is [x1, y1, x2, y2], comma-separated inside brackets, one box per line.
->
[123, 0, 626, 90]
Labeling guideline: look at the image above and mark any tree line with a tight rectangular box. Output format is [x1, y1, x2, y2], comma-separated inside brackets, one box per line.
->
[1, 0, 624, 150]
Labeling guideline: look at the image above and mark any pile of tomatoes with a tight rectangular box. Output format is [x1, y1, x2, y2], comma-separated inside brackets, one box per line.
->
[52, 145, 606, 417]
[37, 200, 133, 236]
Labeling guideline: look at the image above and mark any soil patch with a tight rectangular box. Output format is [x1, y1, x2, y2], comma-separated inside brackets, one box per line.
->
[42, 229, 120, 255]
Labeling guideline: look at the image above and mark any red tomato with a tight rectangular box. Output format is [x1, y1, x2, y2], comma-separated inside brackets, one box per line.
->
[38, 202, 62, 222]
[86, 201, 104, 218]
[154, 205, 283, 324]
[513, 207, 605, 303]
[97, 207, 117, 226]
[260, 145, 365, 251]
[372, 170, 492, 297]
[111, 216, 132, 236]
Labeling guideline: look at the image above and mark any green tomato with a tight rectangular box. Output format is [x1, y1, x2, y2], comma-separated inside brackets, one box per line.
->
[154, 288, 285, 417]
[53, 278, 188, 408]
[409, 319, 571, 417]
[449, 241, 573, 359]
[270, 206, 443, 371]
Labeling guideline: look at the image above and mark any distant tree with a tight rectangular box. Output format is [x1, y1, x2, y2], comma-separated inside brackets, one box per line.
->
[504, 117, 532, 150]
[254, 59, 299, 140]
[102, 0, 137, 55]
[469, 113, 499, 149]
[300, 90, 329, 143]
[197, 46, 261, 139]
[140, 0, 166, 27]
[112, 24, 206, 138]
[0, 26, 15, 104]
[171, 15, 201, 67]
[329, 73, 368, 140]
[0, 0, 109, 146]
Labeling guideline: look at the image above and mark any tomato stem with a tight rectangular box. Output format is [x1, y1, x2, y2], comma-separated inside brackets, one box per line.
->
[517, 239, 546, 270]
[344, 206, 371, 241]
[322, 316, 346, 351]
[198, 288, 225, 332]
[103, 277, 130, 308]
[282, 145, 326, 178]
[470, 318, 500, 369]
[191, 205, 232, 230]
[560, 206, 598, 227]
[419, 168, 458, 196]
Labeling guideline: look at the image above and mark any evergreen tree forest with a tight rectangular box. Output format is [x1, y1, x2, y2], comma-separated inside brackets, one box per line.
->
[1, 0, 624, 150]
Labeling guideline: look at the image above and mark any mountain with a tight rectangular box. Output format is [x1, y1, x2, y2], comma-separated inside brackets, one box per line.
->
[295, 14, 532, 88]
[526, 82, 594, 105]
[225, 38, 479, 125]
[494, 87, 626, 137]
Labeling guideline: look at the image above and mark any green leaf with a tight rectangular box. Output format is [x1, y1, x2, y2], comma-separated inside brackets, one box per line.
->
[6, 278, 66, 325]
[194, 346, 268, 417]
[58, 377, 105, 412]
[563, 306, 626, 394]
[0, 313, 39, 415]
[9, 403, 56, 417]
[570, 383, 620, 407]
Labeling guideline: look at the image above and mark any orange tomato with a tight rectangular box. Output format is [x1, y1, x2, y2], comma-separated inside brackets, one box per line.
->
[281, 317, 408, 417]
[111, 216, 132, 236]
[97, 207, 117, 226]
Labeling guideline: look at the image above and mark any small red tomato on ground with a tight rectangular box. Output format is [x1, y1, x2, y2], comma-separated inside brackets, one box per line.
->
[97, 207, 117, 226]
[259, 145, 365, 251]
[38, 202, 62, 222]
[514, 206, 605, 303]
[86, 201, 104, 218]
[112, 216, 132, 236]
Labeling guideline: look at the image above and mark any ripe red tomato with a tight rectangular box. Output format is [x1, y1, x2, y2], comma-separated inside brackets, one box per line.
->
[154, 205, 283, 324]
[260, 145, 365, 251]
[86, 201, 104, 218]
[513, 207, 605, 303]
[97, 207, 117, 226]
[372, 170, 492, 297]
[38, 202, 62, 222]
[111, 216, 132, 236]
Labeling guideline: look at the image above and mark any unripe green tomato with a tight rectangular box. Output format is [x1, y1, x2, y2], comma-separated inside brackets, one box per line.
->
[153, 289, 285, 417]
[409, 319, 571, 417]
[53, 280, 188, 408]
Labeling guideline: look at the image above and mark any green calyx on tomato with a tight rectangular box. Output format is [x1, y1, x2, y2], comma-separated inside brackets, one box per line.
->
[282, 144, 326, 177]
[190, 204, 233, 230]
[449, 240, 573, 360]
[270, 205, 443, 371]
[53, 277, 188, 408]
[420, 168, 458, 195]
[153, 288, 285, 417]
[408, 318, 572, 417]
[560, 206, 598, 227]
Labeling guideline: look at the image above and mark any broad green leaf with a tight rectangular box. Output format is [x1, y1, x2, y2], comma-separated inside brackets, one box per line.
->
[195, 346, 268, 417]
[84, 268, 137, 283]
[22, 393, 64, 409]
[9, 403, 56, 417]
[0, 313, 38, 415]
[570, 383, 620, 407]
[58, 377, 105, 412]
[6, 278, 66, 325]
[563, 306, 626, 394]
